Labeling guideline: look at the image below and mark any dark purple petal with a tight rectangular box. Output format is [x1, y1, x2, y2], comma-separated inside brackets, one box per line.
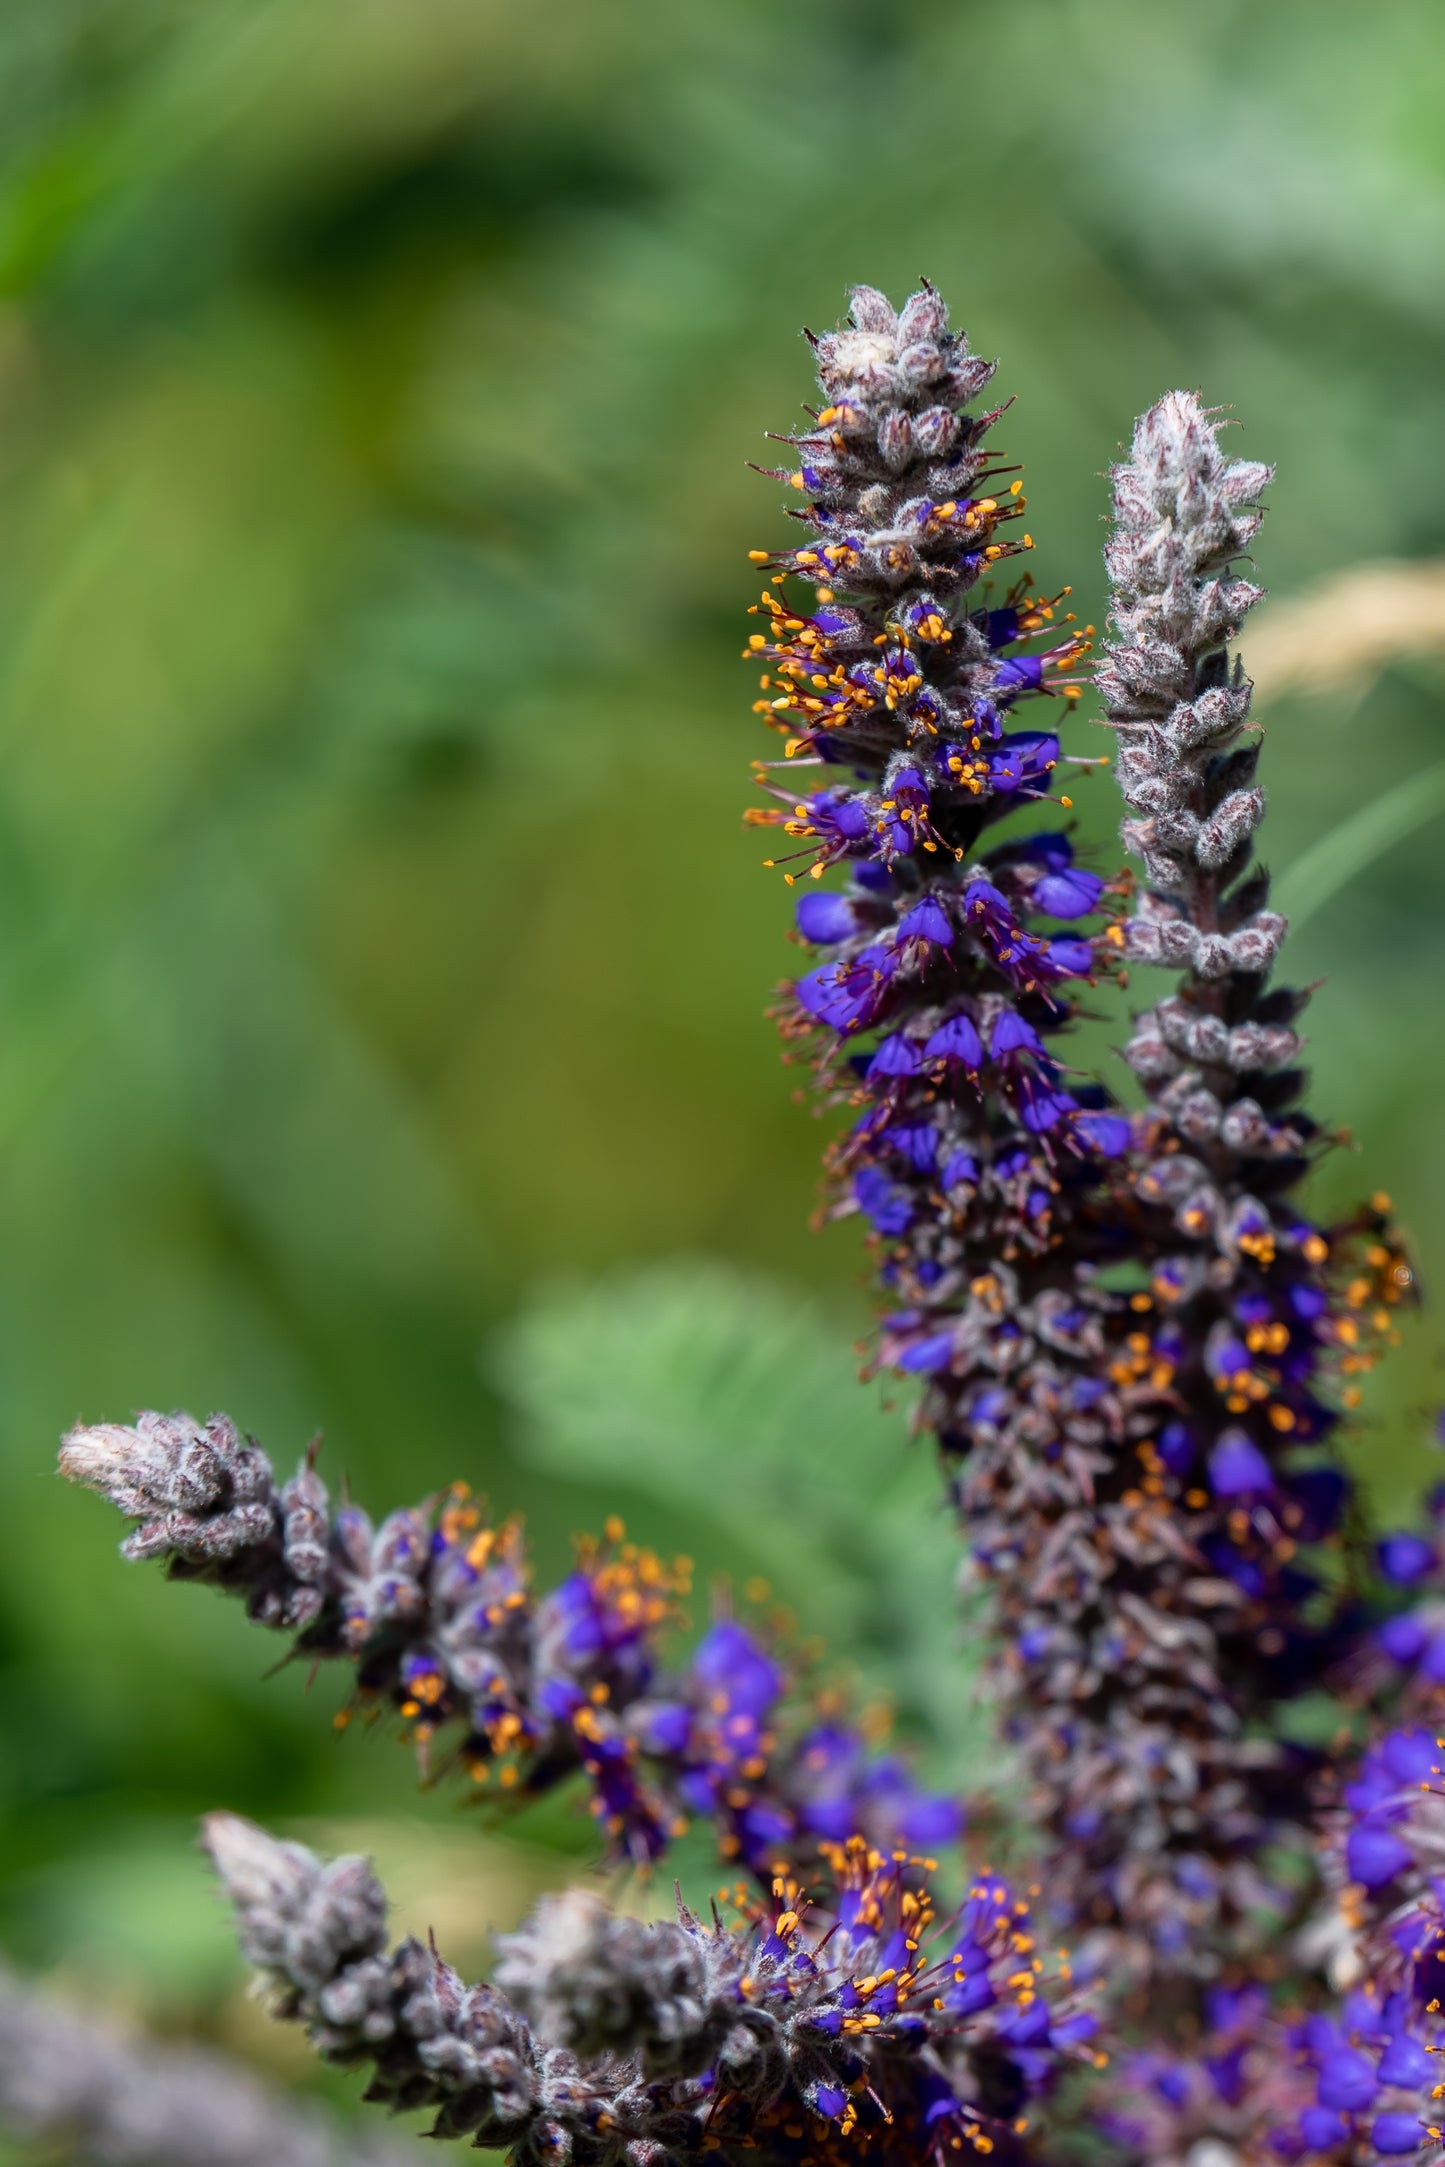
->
[991, 1010, 1044, 1057]
[1381, 1612, 1431, 1664]
[924, 1013, 984, 1067]
[896, 1330, 957, 1374]
[1075, 1111, 1132, 1156]
[1034, 867, 1105, 919]
[897, 897, 954, 947]
[1379, 1533, 1437, 1586]
[796, 892, 859, 944]
[1209, 1430, 1275, 1498]
[1378, 2033, 1435, 2089]
[1298, 2108, 1349, 2150]
[1346, 1821, 1414, 1889]
[1382, 1729, 1440, 1786]
[1372, 2113, 1426, 2156]
[1046, 938, 1095, 975]
[691, 1620, 781, 1716]
[1316, 2049, 1379, 2112]
[867, 1033, 923, 1079]
[853, 1166, 913, 1236]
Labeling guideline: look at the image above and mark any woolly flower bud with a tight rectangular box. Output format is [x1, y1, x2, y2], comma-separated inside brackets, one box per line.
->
[203, 1815, 388, 1999]
[202, 1817, 543, 2142]
[495, 1890, 734, 2075]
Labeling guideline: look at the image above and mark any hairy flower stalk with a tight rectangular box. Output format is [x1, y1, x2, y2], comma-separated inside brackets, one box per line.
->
[59, 1410, 959, 1876]
[202, 1811, 1096, 2166]
[0, 1959, 416, 2167]
[748, 294, 1417, 1975]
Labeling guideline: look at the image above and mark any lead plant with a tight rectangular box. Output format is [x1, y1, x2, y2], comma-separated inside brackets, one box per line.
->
[58, 1409, 1095, 2165]
[55, 282, 1445, 2167]
[750, 287, 1411, 1981]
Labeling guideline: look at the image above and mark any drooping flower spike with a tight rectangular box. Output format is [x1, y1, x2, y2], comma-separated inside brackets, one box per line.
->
[59, 1410, 959, 1877]
[202, 1812, 1098, 2167]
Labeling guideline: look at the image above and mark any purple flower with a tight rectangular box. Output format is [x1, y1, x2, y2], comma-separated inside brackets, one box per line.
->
[1035, 866, 1105, 918]
[1208, 1430, 1275, 1498]
[1299, 2107, 1349, 2148]
[1380, 1532, 1437, 1585]
[853, 1165, 913, 1235]
[897, 897, 954, 947]
[1381, 1729, 1440, 1785]
[1074, 1111, 1132, 1156]
[1372, 2113, 1426, 2155]
[691, 1620, 780, 1717]
[1347, 1821, 1414, 1889]
[796, 892, 859, 944]
[924, 1012, 983, 1067]
[1316, 2050, 1379, 2113]
[1381, 1612, 1431, 1664]
[1045, 937, 1095, 974]
[806, 790, 870, 844]
[990, 1010, 1044, 1058]
[988, 730, 1059, 793]
[896, 1330, 957, 1374]
[867, 1032, 923, 1079]
[1378, 2034, 1435, 2089]
[796, 945, 896, 1033]
[882, 1122, 938, 1173]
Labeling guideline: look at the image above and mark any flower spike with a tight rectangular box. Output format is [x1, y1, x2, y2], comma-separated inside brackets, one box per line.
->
[748, 300, 1417, 1980]
[59, 1409, 959, 1880]
[203, 1813, 1095, 2163]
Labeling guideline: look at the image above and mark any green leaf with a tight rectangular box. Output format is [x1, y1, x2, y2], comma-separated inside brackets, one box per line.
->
[490, 1261, 994, 1784]
[1275, 757, 1445, 932]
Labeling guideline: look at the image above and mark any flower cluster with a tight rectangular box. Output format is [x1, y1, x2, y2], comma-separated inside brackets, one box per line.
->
[746, 286, 1417, 1971]
[58, 1410, 957, 1877]
[203, 1811, 1095, 2167]
[747, 282, 1122, 1241]
[741, 285, 1148, 1947]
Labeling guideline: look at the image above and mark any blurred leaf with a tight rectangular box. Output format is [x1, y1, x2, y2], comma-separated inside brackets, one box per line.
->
[1251, 560, 1445, 705]
[1277, 757, 1445, 932]
[492, 1261, 992, 1783]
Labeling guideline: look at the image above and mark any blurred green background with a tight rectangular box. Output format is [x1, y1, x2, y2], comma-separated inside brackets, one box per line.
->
[0, 0, 1443, 2128]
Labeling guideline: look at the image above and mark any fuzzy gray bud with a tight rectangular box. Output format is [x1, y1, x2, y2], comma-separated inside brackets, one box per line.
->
[494, 1889, 737, 2075]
